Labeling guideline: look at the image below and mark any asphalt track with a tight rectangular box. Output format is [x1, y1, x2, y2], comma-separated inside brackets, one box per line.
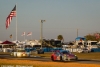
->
[0, 55, 100, 64]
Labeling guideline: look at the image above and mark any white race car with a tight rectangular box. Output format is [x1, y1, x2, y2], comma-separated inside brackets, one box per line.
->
[11, 49, 30, 57]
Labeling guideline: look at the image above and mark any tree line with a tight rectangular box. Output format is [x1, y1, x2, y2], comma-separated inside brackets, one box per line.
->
[57, 33, 100, 42]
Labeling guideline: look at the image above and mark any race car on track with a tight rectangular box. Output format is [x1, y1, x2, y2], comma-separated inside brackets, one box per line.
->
[10, 49, 30, 57]
[51, 50, 78, 61]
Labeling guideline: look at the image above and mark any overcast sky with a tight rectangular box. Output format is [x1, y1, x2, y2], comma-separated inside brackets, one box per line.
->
[0, 0, 100, 42]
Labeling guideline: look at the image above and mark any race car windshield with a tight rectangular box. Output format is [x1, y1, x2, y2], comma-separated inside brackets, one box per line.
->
[62, 51, 70, 54]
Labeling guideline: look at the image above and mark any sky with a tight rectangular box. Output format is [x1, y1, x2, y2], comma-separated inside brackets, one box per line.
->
[0, 0, 100, 42]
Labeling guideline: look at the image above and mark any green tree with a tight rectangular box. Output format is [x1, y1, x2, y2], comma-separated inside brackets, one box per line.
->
[57, 35, 64, 42]
[84, 33, 100, 41]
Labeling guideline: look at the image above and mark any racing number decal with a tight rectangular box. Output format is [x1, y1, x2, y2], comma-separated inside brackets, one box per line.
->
[57, 56, 60, 60]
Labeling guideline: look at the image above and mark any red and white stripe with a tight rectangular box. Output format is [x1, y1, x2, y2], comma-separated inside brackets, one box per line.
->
[27, 32, 32, 36]
[6, 5, 16, 29]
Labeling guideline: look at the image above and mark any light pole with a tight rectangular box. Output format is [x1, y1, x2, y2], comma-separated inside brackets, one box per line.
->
[40, 20, 45, 48]
[77, 29, 78, 37]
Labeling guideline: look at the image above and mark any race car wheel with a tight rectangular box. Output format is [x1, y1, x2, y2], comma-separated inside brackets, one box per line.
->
[60, 56, 62, 61]
[51, 56, 55, 61]
[75, 56, 78, 61]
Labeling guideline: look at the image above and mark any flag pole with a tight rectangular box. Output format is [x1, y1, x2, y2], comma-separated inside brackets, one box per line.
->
[12, 37, 13, 41]
[16, 3, 17, 41]
[24, 35, 25, 41]
[31, 32, 32, 40]
[30, 36, 31, 40]
[31, 35, 32, 40]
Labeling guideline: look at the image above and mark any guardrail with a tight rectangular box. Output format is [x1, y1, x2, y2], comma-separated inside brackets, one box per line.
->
[0, 47, 100, 53]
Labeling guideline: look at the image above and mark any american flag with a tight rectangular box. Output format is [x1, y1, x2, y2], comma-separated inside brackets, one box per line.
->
[6, 5, 16, 29]
[21, 32, 25, 36]
[27, 32, 32, 36]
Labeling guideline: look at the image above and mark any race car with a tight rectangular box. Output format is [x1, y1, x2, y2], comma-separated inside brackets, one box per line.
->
[10, 49, 30, 57]
[51, 50, 78, 61]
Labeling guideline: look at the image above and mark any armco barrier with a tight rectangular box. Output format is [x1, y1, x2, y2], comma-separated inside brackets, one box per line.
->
[66, 48, 100, 52]
[65, 48, 81, 52]
[25, 48, 100, 52]
[43, 47, 62, 52]
[91, 48, 100, 52]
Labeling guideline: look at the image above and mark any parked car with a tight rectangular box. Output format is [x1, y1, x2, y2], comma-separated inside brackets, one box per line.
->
[10, 49, 30, 57]
[51, 50, 78, 61]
